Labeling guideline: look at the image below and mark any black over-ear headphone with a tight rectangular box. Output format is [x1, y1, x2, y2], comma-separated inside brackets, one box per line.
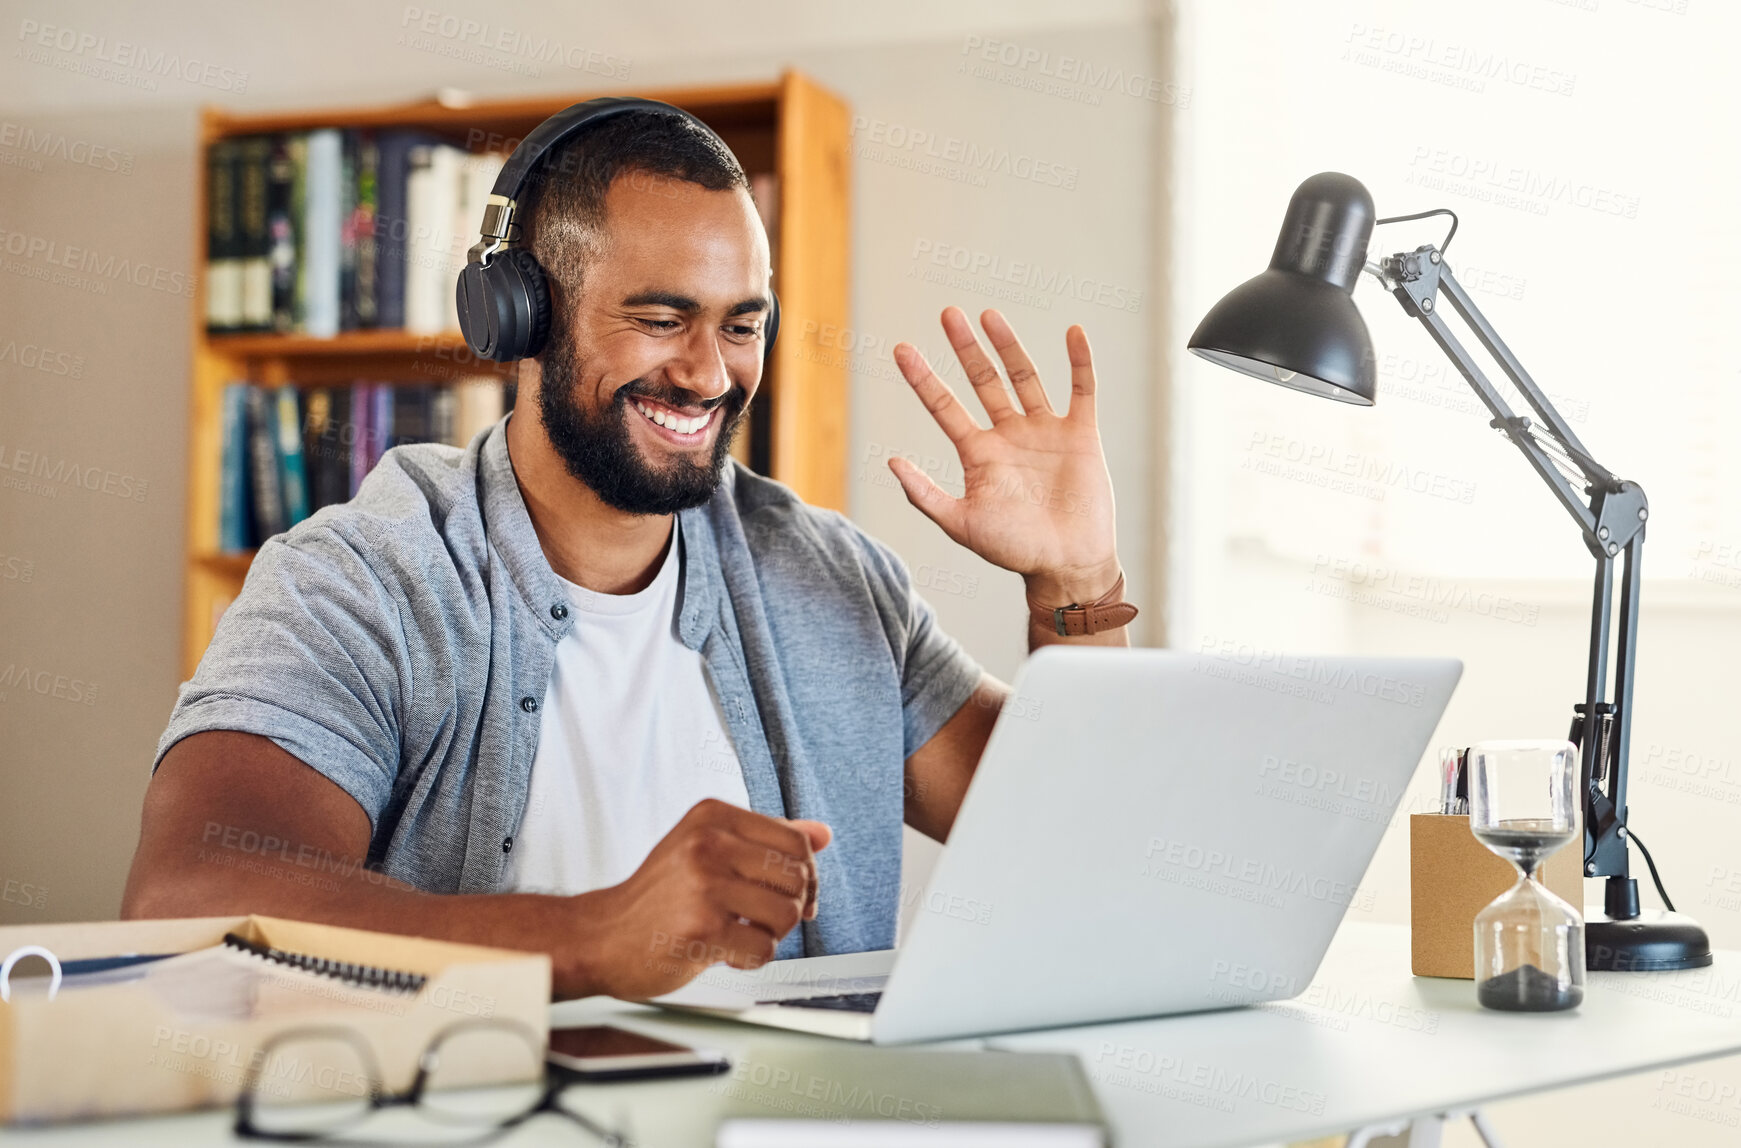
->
[454, 96, 780, 364]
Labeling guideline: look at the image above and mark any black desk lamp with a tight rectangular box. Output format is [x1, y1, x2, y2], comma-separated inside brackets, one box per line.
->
[1189, 172, 1711, 972]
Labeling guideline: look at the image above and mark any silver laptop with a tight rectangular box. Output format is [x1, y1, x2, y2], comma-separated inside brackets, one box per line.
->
[651, 646, 1462, 1044]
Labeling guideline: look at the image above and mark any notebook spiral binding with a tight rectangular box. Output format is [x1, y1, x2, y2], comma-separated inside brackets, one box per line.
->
[222, 932, 427, 993]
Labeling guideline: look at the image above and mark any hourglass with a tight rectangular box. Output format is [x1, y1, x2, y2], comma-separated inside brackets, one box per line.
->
[1468, 740, 1584, 1012]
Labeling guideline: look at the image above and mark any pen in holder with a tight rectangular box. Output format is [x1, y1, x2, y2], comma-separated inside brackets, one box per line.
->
[1410, 745, 1584, 980]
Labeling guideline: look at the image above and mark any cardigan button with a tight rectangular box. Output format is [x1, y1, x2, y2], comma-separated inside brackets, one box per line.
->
[520, 696, 539, 713]
[551, 602, 568, 621]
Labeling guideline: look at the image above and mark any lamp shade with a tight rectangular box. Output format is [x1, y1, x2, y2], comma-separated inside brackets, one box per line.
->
[1188, 172, 1378, 404]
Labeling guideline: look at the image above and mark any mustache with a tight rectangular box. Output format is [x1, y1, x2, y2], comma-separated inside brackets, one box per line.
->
[616, 381, 741, 413]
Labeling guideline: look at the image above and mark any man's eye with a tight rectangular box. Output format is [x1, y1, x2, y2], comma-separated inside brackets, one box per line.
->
[726, 324, 761, 339]
[638, 318, 681, 331]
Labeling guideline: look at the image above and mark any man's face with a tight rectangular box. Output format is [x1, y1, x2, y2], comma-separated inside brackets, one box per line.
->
[537, 173, 772, 515]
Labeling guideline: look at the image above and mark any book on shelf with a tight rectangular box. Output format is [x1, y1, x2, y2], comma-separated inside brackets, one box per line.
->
[217, 378, 506, 553]
[204, 139, 242, 331]
[235, 135, 273, 331]
[301, 129, 343, 338]
[207, 129, 502, 338]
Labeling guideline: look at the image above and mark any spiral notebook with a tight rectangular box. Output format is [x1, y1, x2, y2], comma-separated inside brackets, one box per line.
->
[23, 931, 427, 1021]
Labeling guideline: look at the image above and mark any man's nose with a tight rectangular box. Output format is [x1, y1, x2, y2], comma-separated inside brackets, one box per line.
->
[665, 326, 733, 404]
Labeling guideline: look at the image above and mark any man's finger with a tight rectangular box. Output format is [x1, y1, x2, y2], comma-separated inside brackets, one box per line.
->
[931, 307, 1017, 424]
[1064, 324, 1097, 423]
[893, 343, 979, 444]
[787, 819, 831, 919]
[888, 457, 969, 545]
[980, 309, 1055, 416]
[712, 877, 806, 942]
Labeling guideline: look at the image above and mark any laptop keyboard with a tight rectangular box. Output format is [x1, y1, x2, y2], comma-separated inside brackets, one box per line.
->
[759, 990, 884, 1013]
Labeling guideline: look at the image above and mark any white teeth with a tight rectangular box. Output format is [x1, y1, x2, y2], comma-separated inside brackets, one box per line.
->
[634, 401, 707, 435]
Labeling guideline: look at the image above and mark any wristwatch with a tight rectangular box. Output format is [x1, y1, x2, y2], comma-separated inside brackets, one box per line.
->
[1026, 570, 1139, 637]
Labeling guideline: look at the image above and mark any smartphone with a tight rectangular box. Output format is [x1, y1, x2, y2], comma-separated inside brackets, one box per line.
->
[546, 1025, 730, 1081]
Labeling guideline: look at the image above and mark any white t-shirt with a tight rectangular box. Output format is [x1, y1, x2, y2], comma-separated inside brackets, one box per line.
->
[501, 518, 751, 896]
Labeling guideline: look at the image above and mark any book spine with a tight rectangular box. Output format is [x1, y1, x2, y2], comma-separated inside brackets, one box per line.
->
[204, 139, 241, 332]
[302, 129, 342, 338]
[404, 145, 459, 335]
[266, 135, 298, 333]
[349, 383, 371, 497]
[275, 386, 310, 526]
[301, 386, 332, 511]
[245, 386, 288, 543]
[431, 385, 455, 447]
[288, 135, 309, 332]
[370, 385, 394, 469]
[325, 387, 352, 506]
[353, 131, 379, 328]
[338, 130, 360, 331]
[373, 132, 428, 331]
[218, 383, 251, 551]
[236, 135, 273, 331]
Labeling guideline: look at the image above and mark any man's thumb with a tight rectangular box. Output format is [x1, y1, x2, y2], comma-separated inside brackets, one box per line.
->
[788, 818, 833, 852]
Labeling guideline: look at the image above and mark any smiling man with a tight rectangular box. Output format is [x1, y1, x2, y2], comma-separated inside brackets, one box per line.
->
[123, 107, 1133, 1000]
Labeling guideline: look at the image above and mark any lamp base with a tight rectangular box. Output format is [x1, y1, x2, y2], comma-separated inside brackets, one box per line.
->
[1585, 909, 1713, 971]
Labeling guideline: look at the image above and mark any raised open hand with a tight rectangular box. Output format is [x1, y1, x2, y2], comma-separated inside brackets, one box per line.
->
[890, 307, 1121, 606]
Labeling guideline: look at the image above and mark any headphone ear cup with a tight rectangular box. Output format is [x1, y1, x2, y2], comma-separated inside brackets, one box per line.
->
[764, 289, 780, 365]
[455, 249, 551, 362]
[504, 248, 552, 359]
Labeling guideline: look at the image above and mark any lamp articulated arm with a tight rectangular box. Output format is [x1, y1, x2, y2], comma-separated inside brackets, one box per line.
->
[1373, 245, 1648, 907]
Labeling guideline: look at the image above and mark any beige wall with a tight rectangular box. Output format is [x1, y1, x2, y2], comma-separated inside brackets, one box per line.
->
[0, 4, 1166, 924]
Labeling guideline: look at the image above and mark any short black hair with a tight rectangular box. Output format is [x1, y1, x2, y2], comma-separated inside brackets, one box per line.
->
[519, 109, 752, 339]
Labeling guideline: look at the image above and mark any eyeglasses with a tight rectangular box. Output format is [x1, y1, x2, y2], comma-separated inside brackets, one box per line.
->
[235, 1019, 632, 1146]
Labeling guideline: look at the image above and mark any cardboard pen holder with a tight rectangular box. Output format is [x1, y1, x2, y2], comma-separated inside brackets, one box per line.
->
[1409, 813, 1585, 979]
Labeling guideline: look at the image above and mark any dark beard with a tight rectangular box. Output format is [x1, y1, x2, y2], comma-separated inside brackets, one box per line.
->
[537, 333, 749, 516]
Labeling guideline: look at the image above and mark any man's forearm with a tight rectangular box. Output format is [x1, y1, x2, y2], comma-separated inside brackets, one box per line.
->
[122, 831, 603, 997]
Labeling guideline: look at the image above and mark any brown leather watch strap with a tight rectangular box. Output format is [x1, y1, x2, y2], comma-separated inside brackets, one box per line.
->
[1026, 570, 1139, 637]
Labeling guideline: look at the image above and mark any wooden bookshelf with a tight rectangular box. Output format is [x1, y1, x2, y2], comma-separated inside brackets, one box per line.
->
[182, 72, 851, 680]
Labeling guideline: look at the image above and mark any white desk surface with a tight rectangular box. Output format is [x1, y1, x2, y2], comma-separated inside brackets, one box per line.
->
[4, 922, 1738, 1147]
